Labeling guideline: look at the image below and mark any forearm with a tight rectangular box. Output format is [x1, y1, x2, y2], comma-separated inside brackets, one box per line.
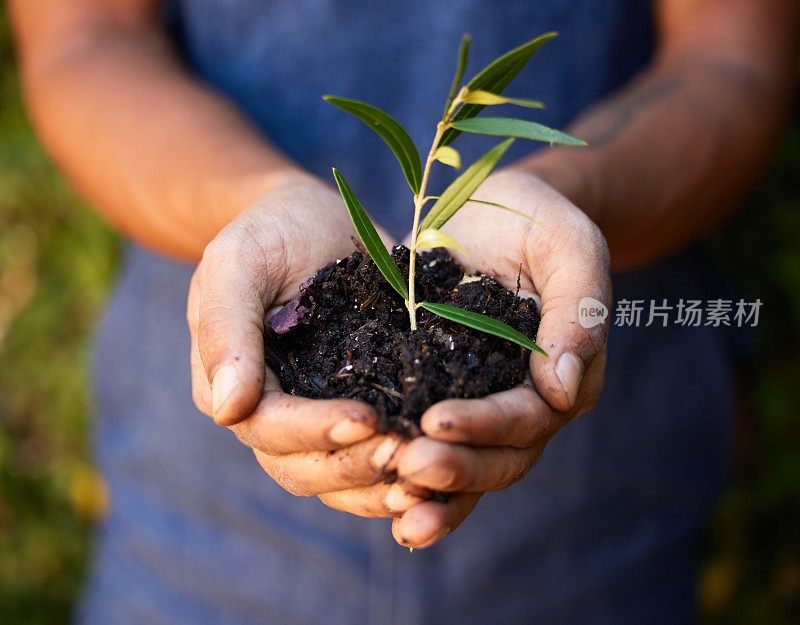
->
[12, 6, 303, 261]
[516, 2, 798, 271]
[519, 56, 793, 271]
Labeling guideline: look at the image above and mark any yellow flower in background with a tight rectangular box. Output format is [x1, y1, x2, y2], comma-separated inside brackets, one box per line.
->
[68, 462, 108, 523]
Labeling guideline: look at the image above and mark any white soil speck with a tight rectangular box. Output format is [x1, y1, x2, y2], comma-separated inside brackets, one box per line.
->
[458, 275, 482, 285]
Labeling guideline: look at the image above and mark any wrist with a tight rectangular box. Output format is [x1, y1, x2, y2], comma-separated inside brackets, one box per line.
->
[262, 167, 323, 196]
[214, 166, 320, 226]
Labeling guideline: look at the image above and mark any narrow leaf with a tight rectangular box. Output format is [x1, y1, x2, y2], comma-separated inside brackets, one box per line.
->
[467, 198, 535, 221]
[451, 117, 587, 146]
[324, 96, 422, 193]
[415, 228, 466, 253]
[420, 138, 514, 231]
[462, 90, 544, 109]
[433, 145, 461, 169]
[441, 31, 557, 145]
[332, 168, 408, 299]
[443, 34, 471, 119]
[420, 302, 546, 355]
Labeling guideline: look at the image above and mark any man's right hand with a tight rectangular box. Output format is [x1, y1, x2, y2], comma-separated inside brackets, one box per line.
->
[187, 175, 420, 514]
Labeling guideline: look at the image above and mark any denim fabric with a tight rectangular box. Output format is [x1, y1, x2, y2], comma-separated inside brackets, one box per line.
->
[78, 2, 736, 624]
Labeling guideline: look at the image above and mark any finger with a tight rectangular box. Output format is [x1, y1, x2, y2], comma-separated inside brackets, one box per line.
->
[197, 216, 286, 426]
[391, 494, 481, 549]
[435, 169, 611, 413]
[187, 269, 212, 415]
[229, 371, 376, 454]
[252, 434, 404, 496]
[190, 331, 212, 415]
[318, 481, 429, 518]
[396, 437, 542, 492]
[420, 386, 559, 447]
[523, 210, 611, 412]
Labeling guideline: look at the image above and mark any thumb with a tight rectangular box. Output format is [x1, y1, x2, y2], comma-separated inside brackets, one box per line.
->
[197, 223, 286, 426]
[528, 221, 611, 413]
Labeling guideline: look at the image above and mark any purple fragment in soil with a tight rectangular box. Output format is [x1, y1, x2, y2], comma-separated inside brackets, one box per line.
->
[268, 298, 311, 334]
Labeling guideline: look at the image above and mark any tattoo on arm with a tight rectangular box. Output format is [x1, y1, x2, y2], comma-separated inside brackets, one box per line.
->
[577, 57, 769, 149]
[579, 77, 682, 148]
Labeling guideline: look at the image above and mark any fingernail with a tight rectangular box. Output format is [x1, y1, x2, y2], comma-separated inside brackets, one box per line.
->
[403, 463, 457, 488]
[371, 437, 401, 471]
[403, 519, 452, 550]
[329, 419, 374, 445]
[398, 438, 450, 482]
[384, 484, 423, 513]
[555, 353, 582, 407]
[211, 365, 239, 418]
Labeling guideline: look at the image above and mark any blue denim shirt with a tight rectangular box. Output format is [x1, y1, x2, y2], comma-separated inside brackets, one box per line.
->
[78, 2, 737, 624]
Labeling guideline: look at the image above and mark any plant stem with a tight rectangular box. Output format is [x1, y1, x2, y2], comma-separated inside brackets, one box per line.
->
[407, 93, 463, 330]
[408, 124, 444, 329]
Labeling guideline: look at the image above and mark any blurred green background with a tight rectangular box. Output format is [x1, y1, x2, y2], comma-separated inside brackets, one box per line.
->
[1, 7, 798, 625]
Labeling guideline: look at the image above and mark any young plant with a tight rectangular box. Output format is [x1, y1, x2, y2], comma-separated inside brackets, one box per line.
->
[325, 33, 585, 356]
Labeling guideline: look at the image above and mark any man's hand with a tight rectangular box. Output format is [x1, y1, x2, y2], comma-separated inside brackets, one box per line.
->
[188, 176, 415, 510]
[386, 0, 800, 549]
[392, 169, 611, 548]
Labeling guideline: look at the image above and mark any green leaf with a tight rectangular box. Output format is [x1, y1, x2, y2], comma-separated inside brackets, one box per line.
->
[331, 168, 408, 299]
[433, 145, 461, 169]
[443, 34, 471, 119]
[461, 90, 544, 109]
[420, 302, 546, 355]
[420, 138, 514, 231]
[451, 117, 587, 146]
[324, 96, 422, 193]
[415, 228, 466, 253]
[467, 198, 536, 221]
[441, 32, 557, 145]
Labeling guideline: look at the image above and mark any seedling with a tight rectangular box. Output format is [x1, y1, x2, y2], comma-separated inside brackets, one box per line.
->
[325, 33, 585, 356]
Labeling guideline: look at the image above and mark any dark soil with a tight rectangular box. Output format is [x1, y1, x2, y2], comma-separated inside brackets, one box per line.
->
[264, 246, 539, 436]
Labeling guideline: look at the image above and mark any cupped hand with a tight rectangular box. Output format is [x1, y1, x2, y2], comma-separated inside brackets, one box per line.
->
[188, 174, 420, 512]
[393, 168, 612, 548]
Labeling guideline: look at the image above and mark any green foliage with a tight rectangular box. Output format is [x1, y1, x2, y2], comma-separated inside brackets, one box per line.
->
[0, 8, 120, 624]
[461, 198, 535, 221]
[432, 145, 462, 169]
[697, 103, 800, 625]
[1, 7, 798, 621]
[323, 96, 422, 193]
[461, 90, 545, 109]
[440, 31, 557, 146]
[326, 33, 583, 349]
[415, 227, 465, 254]
[420, 138, 515, 231]
[332, 168, 408, 299]
[419, 302, 547, 355]
[451, 117, 587, 146]
[443, 34, 471, 119]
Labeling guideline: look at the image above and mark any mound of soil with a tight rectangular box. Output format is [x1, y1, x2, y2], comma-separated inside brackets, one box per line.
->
[264, 246, 539, 436]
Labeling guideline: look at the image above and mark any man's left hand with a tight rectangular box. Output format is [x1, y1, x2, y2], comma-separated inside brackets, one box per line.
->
[391, 168, 612, 548]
